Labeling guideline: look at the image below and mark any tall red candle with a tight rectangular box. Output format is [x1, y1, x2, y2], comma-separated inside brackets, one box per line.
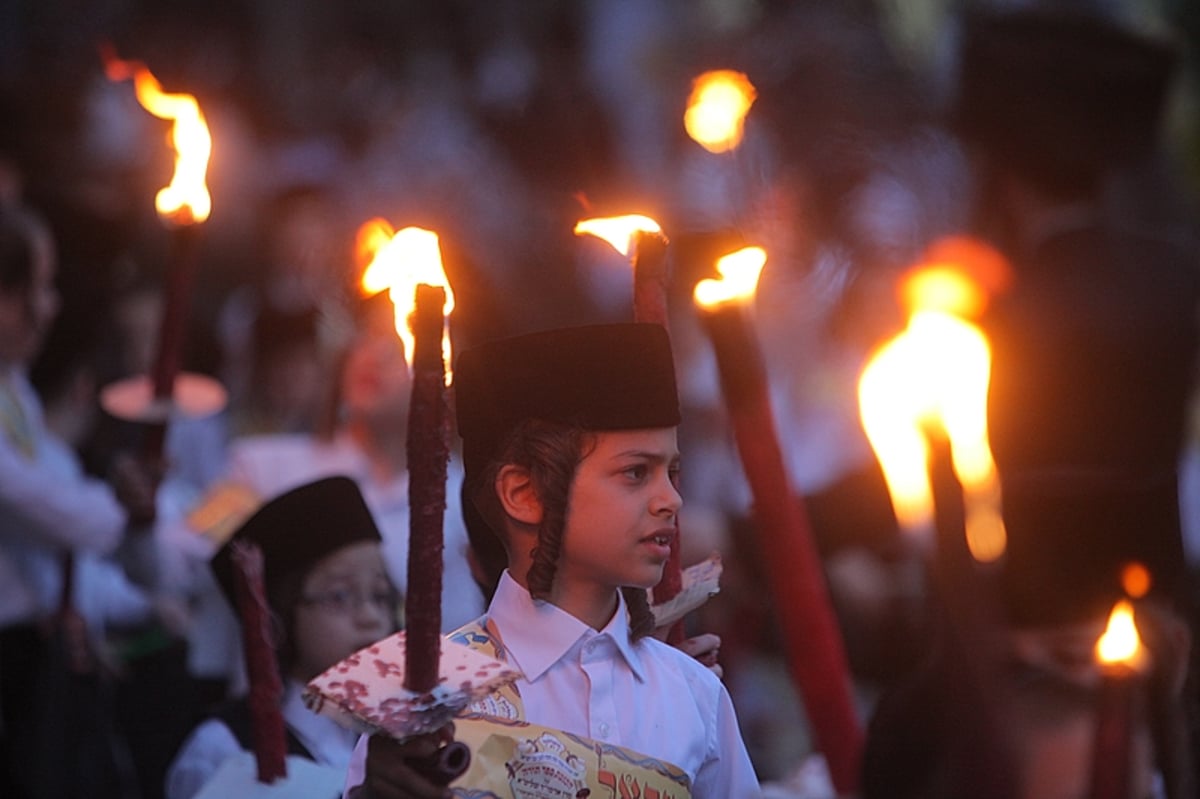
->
[698, 301, 862, 795]
[631, 228, 687, 644]
[150, 224, 201, 402]
[101, 50, 211, 468]
[404, 283, 450, 694]
[142, 223, 203, 463]
[1090, 665, 1142, 799]
[1089, 601, 1149, 799]
[230, 541, 287, 783]
[632, 230, 670, 328]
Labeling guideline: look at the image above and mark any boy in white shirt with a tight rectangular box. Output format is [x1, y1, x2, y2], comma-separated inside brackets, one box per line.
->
[346, 323, 761, 798]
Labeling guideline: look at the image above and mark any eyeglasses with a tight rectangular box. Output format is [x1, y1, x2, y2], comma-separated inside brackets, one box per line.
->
[299, 587, 399, 615]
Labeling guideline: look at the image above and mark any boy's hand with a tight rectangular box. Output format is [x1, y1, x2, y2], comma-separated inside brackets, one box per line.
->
[675, 633, 723, 679]
[358, 726, 458, 799]
[109, 451, 164, 526]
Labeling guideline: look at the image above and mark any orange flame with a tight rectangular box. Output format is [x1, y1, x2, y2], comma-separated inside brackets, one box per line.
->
[1120, 562, 1152, 599]
[684, 70, 757, 154]
[574, 215, 663, 258]
[857, 242, 1010, 561]
[693, 246, 767, 308]
[356, 220, 454, 382]
[1096, 599, 1145, 669]
[103, 49, 211, 225]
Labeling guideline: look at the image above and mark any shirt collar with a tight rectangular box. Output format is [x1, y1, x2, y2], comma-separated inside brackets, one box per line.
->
[488, 570, 646, 683]
[283, 680, 357, 762]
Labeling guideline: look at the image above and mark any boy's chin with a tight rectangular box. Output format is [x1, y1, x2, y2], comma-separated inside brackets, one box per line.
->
[626, 567, 667, 591]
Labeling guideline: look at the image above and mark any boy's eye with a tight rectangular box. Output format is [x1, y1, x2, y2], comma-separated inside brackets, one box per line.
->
[668, 464, 681, 486]
[301, 586, 398, 614]
[308, 588, 356, 612]
[623, 464, 648, 481]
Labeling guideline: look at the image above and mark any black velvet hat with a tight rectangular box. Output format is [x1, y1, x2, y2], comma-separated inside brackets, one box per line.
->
[454, 323, 681, 577]
[455, 323, 681, 479]
[997, 468, 1187, 626]
[210, 475, 382, 613]
[953, 8, 1177, 189]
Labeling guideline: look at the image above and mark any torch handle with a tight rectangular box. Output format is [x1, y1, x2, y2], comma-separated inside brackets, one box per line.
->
[404, 283, 450, 694]
[140, 223, 202, 473]
[230, 541, 288, 783]
[404, 740, 471, 786]
[1089, 671, 1140, 799]
[701, 304, 863, 794]
[634, 230, 684, 643]
[632, 230, 670, 328]
[151, 224, 202, 402]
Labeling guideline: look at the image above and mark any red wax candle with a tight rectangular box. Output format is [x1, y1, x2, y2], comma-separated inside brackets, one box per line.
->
[230, 541, 287, 783]
[404, 283, 450, 694]
[150, 224, 201, 401]
[142, 223, 202, 464]
[631, 229, 686, 643]
[632, 230, 670, 328]
[1089, 664, 1143, 799]
[699, 302, 862, 795]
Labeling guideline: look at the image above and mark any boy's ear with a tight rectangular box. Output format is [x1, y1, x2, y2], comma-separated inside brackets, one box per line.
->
[495, 464, 543, 526]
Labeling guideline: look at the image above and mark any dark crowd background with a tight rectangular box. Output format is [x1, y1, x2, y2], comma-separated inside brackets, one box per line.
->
[3, 1, 1200, 798]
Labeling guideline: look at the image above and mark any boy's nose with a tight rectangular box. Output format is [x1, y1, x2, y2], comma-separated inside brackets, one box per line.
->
[353, 596, 397, 628]
[652, 475, 683, 517]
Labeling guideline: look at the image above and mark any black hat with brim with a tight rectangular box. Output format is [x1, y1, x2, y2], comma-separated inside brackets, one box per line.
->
[455, 323, 681, 479]
[997, 468, 1186, 626]
[210, 475, 382, 614]
[953, 9, 1177, 186]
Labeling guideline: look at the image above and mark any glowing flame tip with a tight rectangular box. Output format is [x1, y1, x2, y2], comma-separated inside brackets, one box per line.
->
[684, 70, 757, 154]
[574, 215, 663, 258]
[858, 257, 1006, 561]
[356, 222, 455, 383]
[1096, 599, 1143, 667]
[693, 246, 766, 309]
[104, 50, 211, 224]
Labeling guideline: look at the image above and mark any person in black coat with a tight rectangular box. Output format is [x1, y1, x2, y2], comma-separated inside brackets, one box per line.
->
[863, 8, 1200, 798]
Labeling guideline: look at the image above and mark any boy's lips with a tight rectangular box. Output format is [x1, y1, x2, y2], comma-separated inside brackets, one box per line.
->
[639, 527, 676, 555]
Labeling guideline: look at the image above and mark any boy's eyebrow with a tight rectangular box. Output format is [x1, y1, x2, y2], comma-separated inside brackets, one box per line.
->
[612, 449, 681, 463]
[310, 566, 388, 583]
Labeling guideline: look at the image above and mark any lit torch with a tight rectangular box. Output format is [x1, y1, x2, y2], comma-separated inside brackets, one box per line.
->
[684, 70, 757, 154]
[357, 220, 453, 690]
[574, 214, 669, 327]
[358, 221, 455, 384]
[575, 213, 686, 639]
[857, 241, 1035, 796]
[683, 70, 758, 228]
[357, 220, 470, 784]
[857, 237, 1011, 563]
[1090, 597, 1150, 799]
[99, 47, 222, 497]
[694, 246, 862, 794]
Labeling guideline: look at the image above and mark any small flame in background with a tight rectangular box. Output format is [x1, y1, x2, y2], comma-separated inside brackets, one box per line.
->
[574, 215, 663, 258]
[693, 246, 767, 308]
[1120, 562, 1152, 599]
[1096, 599, 1144, 668]
[857, 239, 1011, 562]
[102, 46, 211, 225]
[684, 70, 757, 154]
[357, 220, 455, 383]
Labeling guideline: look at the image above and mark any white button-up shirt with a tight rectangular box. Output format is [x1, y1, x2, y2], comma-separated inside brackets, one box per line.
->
[346, 571, 763, 798]
[167, 680, 357, 799]
[0, 367, 126, 628]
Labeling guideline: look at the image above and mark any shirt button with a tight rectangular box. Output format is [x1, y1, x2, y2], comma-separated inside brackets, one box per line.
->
[598, 722, 610, 737]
